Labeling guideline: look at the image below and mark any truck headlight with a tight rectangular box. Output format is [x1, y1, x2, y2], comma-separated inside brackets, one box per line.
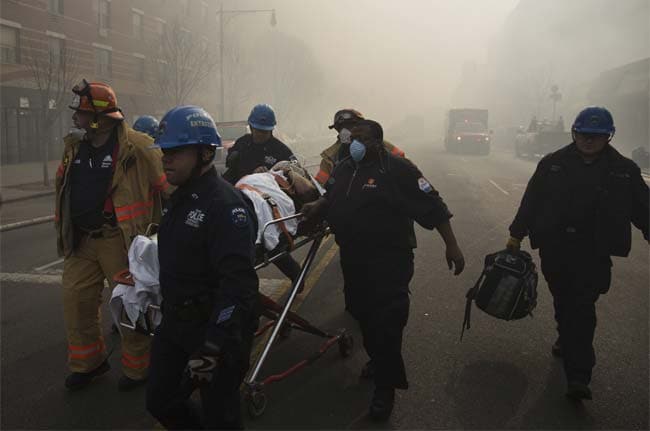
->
[456, 136, 462, 141]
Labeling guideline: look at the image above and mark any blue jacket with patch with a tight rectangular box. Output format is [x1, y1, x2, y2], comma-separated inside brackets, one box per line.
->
[157, 167, 259, 347]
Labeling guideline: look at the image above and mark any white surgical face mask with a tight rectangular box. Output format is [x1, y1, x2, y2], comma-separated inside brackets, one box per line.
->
[338, 128, 352, 144]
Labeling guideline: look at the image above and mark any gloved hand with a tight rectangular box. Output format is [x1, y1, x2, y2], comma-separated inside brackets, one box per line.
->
[445, 243, 465, 276]
[253, 166, 269, 174]
[301, 197, 327, 220]
[506, 236, 522, 252]
[186, 341, 221, 384]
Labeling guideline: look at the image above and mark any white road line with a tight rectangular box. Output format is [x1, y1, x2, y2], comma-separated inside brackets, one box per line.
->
[0, 273, 285, 290]
[489, 179, 510, 195]
[34, 258, 64, 272]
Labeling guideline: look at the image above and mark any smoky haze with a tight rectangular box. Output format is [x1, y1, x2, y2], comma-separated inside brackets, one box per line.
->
[221, 0, 519, 143]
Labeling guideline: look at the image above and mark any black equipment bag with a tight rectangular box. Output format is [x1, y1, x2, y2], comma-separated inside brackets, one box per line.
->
[460, 249, 538, 340]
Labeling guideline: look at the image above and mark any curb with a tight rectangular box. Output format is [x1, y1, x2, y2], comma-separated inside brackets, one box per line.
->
[0, 189, 56, 205]
[0, 215, 55, 232]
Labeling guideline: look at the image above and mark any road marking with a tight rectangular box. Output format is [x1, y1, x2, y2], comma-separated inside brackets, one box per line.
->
[0, 273, 288, 293]
[34, 258, 64, 272]
[0, 272, 62, 285]
[247, 236, 338, 372]
[489, 179, 510, 195]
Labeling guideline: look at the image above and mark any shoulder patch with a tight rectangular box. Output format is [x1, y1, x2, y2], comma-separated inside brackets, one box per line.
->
[418, 177, 433, 193]
[230, 207, 249, 228]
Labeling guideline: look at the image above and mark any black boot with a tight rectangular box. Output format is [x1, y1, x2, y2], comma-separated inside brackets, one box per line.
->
[64, 360, 110, 391]
[360, 360, 375, 379]
[118, 375, 147, 392]
[551, 338, 563, 358]
[369, 387, 395, 421]
[566, 381, 592, 401]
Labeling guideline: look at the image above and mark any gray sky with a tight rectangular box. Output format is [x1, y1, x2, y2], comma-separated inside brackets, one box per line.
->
[226, 0, 520, 127]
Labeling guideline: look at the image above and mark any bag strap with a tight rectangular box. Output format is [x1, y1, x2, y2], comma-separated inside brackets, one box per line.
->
[460, 270, 485, 341]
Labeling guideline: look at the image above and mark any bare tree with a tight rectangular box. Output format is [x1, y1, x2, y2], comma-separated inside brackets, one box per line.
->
[147, 19, 220, 109]
[23, 37, 80, 186]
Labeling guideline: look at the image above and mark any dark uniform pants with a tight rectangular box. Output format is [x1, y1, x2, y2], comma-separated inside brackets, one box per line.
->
[340, 248, 413, 390]
[146, 315, 256, 430]
[540, 247, 612, 385]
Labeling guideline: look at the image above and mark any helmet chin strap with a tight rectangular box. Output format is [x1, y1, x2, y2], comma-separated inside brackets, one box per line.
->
[190, 146, 214, 179]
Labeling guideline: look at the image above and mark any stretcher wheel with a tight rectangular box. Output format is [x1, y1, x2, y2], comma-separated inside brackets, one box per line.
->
[247, 390, 267, 418]
[338, 333, 354, 358]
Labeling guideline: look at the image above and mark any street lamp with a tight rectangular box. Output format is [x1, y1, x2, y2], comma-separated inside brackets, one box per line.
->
[217, 6, 277, 121]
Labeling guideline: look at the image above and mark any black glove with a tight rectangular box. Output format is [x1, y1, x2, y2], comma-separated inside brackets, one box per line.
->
[186, 341, 221, 384]
[301, 197, 327, 220]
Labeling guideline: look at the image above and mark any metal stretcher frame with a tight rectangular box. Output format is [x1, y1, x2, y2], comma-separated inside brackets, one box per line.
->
[243, 213, 353, 418]
[114, 214, 353, 418]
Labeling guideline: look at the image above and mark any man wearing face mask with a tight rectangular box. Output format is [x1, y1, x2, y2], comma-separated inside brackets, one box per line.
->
[507, 107, 649, 401]
[314, 109, 405, 186]
[146, 106, 259, 429]
[303, 119, 465, 421]
[55, 80, 169, 391]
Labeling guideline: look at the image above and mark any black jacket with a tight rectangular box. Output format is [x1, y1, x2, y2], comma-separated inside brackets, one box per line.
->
[158, 168, 259, 347]
[325, 152, 452, 256]
[223, 134, 295, 184]
[510, 143, 649, 257]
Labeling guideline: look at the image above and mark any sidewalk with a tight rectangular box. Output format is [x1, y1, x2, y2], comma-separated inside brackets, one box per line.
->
[0, 160, 59, 203]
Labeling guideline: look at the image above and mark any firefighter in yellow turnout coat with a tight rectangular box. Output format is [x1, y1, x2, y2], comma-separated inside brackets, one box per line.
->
[55, 80, 169, 391]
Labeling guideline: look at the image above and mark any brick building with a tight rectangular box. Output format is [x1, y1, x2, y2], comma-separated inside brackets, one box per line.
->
[0, 0, 221, 165]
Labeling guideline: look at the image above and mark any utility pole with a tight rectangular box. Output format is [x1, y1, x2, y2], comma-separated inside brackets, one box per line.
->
[216, 6, 276, 121]
[549, 84, 562, 122]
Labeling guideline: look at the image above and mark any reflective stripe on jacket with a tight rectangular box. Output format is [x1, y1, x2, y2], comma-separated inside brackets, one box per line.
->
[55, 121, 169, 256]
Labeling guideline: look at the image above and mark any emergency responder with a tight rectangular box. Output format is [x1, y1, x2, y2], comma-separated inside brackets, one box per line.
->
[314, 109, 405, 186]
[223, 103, 295, 184]
[507, 107, 649, 401]
[223, 103, 302, 290]
[133, 115, 159, 138]
[302, 119, 465, 421]
[56, 80, 169, 391]
[145, 106, 259, 429]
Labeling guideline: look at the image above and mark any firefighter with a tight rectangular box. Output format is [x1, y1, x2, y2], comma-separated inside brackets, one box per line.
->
[223, 103, 302, 290]
[145, 106, 259, 429]
[133, 115, 160, 138]
[56, 80, 169, 391]
[314, 109, 405, 186]
[507, 107, 649, 401]
[303, 119, 465, 421]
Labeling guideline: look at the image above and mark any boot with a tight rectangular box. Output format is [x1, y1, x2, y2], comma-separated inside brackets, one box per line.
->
[64, 360, 110, 391]
[118, 374, 147, 392]
[566, 381, 592, 401]
[369, 387, 395, 421]
[551, 338, 562, 358]
[360, 360, 376, 379]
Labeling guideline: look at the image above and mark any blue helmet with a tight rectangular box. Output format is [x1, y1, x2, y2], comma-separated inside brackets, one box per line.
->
[248, 104, 277, 131]
[133, 115, 159, 138]
[153, 105, 221, 149]
[572, 107, 615, 136]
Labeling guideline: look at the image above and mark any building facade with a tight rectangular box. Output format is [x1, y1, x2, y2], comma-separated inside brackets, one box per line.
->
[0, 0, 221, 165]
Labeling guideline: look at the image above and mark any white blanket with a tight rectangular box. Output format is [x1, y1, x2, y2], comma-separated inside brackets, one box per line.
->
[109, 235, 162, 332]
[236, 172, 298, 250]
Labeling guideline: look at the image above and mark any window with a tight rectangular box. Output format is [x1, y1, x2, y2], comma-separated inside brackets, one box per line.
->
[132, 12, 143, 40]
[48, 0, 64, 15]
[95, 48, 111, 77]
[48, 37, 64, 67]
[180, 29, 191, 49]
[98, 0, 110, 36]
[0, 26, 19, 64]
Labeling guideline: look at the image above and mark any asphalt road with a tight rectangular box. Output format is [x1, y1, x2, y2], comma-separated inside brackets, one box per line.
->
[1, 145, 648, 430]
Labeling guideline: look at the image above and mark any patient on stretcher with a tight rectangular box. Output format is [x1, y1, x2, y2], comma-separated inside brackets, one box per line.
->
[235, 160, 323, 251]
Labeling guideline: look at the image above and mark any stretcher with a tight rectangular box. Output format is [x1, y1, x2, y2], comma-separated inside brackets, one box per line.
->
[113, 214, 353, 419]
